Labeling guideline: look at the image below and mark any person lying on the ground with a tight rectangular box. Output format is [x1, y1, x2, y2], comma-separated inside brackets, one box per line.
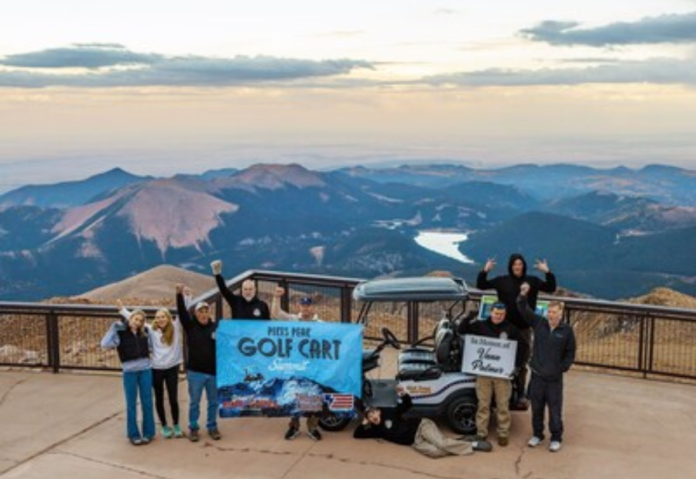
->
[353, 391, 492, 458]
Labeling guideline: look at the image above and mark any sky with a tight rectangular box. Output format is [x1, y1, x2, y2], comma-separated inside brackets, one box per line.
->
[1, 0, 696, 192]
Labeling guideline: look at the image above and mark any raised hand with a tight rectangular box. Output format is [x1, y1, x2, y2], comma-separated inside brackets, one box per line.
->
[535, 259, 550, 274]
[520, 282, 531, 296]
[116, 299, 124, 310]
[175, 283, 184, 295]
[274, 286, 285, 298]
[211, 260, 223, 276]
[484, 258, 496, 273]
[183, 286, 193, 297]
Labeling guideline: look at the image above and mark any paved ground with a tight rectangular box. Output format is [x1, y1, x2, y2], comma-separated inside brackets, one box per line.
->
[1, 366, 695, 479]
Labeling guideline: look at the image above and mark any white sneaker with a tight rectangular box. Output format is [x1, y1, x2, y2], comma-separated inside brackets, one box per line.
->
[549, 441, 562, 452]
[527, 436, 543, 448]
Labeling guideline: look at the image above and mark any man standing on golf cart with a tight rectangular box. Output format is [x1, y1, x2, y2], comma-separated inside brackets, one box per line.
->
[477, 254, 557, 408]
[459, 302, 522, 448]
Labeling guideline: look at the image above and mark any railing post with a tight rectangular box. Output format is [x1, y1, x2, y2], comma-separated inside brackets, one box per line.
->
[341, 285, 352, 323]
[638, 314, 646, 379]
[407, 302, 419, 345]
[280, 279, 290, 313]
[46, 310, 60, 374]
[646, 315, 655, 377]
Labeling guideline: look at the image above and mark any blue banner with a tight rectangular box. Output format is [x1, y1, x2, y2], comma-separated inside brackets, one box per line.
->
[216, 320, 363, 418]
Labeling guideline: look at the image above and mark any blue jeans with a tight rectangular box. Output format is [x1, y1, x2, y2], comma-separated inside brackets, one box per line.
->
[187, 370, 218, 431]
[123, 369, 155, 440]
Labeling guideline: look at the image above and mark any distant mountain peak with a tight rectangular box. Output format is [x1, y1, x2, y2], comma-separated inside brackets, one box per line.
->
[226, 163, 327, 190]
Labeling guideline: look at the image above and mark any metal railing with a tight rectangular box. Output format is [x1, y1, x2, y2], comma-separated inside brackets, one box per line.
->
[1, 269, 695, 381]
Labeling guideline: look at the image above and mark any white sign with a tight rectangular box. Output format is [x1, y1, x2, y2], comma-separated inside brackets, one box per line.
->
[462, 335, 518, 379]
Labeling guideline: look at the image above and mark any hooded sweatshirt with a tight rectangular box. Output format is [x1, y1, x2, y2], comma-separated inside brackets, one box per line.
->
[476, 253, 557, 330]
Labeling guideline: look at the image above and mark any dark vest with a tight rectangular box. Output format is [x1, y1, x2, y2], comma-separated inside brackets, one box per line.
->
[116, 329, 150, 363]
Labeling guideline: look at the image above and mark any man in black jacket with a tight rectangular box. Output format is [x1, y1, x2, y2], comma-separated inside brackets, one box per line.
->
[353, 392, 491, 457]
[211, 260, 270, 320]
[176, 284, 221, 442]
[477, 253, 557, 406]
[459, 303, 521, 447]
[517, 282, 576, 453]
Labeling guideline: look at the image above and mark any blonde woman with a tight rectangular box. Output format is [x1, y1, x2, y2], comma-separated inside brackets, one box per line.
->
[101, 309, 155, 445]
[118, 299, 185, 439]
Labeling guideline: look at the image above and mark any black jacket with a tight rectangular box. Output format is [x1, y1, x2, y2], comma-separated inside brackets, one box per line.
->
[516, 295, 576, 382]
[459, 316, 524, 367]
[476, 253, 557, 330]
[215, 274, 270, 320]
[177, 293, 217, 375]
[353, 394, 421, 446]
[116, 329, 150, 364]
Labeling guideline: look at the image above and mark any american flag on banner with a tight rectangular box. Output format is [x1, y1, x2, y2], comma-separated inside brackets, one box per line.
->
[324, 393, 354, 411]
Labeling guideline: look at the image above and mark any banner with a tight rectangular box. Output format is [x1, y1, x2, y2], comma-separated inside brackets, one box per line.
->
[461, 334, 517, 379]
[216, 320, 363, 418]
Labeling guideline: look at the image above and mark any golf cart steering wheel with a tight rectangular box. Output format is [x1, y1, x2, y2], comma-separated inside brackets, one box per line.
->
[381, 327, 401, 350]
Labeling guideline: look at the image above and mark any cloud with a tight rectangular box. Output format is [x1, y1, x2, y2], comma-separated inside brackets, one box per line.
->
[0, 44, 162, 69]
[423, 57, 696, 86]
[521, 11, 696, 46]
[0, 45, 374, 88]
[434, 8, 459, 15]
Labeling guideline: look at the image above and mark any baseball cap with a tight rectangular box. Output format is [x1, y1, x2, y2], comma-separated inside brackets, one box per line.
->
[491, 302, 506, 310]
[299, 296, 313, 305]
[195, 302, 210, 311]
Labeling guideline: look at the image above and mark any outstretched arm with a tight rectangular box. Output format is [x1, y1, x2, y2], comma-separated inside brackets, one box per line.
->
[271, 286, 293, 320]
[534, 259, 557, 293]
[212, 260, 237, 314]
[516, 283, 541, 328]
[476, 259, 498, 290]
[116, 299, 132, 322]
[100, 322, 124, 349]
[176, 284, 194, 331]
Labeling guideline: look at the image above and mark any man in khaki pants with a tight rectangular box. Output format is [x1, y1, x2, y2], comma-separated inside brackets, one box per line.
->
[461, 302, 521, 447]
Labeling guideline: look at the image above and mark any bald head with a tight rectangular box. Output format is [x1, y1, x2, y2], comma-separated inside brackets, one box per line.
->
[241, 279, 257, 301]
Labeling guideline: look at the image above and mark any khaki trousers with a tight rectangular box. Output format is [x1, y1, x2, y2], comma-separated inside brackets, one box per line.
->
[412, 418, 474, 458]
[475, 376, 512, 438]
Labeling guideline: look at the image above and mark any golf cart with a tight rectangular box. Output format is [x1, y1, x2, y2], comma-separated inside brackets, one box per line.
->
[319, 276, 480, 435]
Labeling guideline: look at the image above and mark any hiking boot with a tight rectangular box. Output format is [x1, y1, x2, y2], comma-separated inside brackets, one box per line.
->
[285, 427, 301, 440]
[208, 428, 222, 441]
[549, 441, 562, 452]
[307, 429, 322, 441]
[189, 429, 200, 442]
[162, 426, 173, 439]
[173, 425, 184, 438]
[472, 440, 493, 452]
[463, 434, 487, 442]
[528, 436, 544, 448]
[498, 436, 509, 447]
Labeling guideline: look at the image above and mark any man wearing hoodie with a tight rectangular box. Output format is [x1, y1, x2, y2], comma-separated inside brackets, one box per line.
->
[211, 260, 270, 320]
[476, 254, 557, 407]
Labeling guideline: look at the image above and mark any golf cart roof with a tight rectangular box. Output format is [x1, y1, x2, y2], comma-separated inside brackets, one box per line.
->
[353, 277, 469, 302]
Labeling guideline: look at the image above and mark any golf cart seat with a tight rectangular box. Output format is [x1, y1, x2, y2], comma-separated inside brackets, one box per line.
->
[362, 350, 380, 372]
[396, 362, 443, 381]
[397, 327, 454, 380]
[398, 319, 450, 366]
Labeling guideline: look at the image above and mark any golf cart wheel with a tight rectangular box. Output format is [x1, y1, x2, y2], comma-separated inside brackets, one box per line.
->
[318, 414, 352, 432]
[446, 397, 477, 435]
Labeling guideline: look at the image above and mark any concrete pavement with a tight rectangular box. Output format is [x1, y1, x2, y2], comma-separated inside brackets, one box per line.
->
[0, 367, 695, 479]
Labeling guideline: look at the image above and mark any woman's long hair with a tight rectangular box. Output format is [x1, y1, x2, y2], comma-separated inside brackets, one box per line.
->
[152, 308, 175, 346]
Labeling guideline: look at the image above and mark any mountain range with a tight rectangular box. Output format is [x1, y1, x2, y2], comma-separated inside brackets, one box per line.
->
[1, 162, 695, 301]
